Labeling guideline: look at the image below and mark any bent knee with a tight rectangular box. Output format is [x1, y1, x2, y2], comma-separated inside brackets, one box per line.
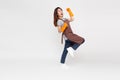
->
[82, 38, 85, 44]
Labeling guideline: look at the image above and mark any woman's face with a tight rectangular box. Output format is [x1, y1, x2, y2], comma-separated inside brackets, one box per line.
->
[57, 8, 63, 18]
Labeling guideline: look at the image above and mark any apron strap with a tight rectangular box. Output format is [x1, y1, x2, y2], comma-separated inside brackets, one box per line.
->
[61, 33, 64, 44]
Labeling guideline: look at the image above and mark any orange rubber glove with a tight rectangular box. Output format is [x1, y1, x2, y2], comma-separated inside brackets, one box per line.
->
[60, 22, 68, 32]
[66, 8, 74, 17]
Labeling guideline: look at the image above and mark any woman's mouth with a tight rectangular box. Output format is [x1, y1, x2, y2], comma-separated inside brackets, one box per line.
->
[61, 13, 63, 16]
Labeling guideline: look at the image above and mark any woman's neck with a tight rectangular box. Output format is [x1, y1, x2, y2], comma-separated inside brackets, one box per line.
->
[59, 16, 63, 19]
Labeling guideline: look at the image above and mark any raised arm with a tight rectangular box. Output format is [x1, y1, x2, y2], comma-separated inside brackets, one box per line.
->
[66, 8, 74, 22]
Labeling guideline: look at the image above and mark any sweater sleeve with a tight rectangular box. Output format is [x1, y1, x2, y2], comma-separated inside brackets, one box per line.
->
[57, 19, 64, 27]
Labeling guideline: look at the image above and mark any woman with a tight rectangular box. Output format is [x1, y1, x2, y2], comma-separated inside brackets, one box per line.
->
[53, 7, 85, 66]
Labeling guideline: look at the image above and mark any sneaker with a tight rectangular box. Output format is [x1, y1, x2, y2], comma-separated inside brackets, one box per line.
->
[67, 47, 75, 57]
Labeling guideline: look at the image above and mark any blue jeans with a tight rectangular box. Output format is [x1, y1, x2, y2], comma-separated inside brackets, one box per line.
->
[60, 39, 84, 64]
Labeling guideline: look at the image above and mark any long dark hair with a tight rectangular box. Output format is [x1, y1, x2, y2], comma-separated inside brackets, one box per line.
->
[53, 7, 63, 27]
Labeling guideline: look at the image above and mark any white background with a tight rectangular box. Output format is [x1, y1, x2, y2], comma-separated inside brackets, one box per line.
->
[0, 0, 120, 80]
